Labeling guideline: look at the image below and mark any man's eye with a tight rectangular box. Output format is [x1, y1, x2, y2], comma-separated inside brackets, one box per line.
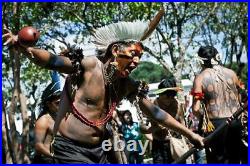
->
[130, 51, 136, 56]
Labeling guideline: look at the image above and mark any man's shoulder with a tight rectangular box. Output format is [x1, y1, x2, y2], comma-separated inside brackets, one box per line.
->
[36, 114, 51, 126]
[201, 68, 212, 74]
[221, 66, 236, 76]
[81, 56, 100, 70]
[196, 68, 215, 80]
[194, 71, 206, 81]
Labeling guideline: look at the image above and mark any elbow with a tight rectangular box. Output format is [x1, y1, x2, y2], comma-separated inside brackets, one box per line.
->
[138, 99, 167, 123]
[35, 143, 43, 153]
[151, 105, 167, 124]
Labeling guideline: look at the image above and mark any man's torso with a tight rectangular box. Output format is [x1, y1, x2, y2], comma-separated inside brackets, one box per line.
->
[201, 66, 240, 119]
[56, 56, 135, 145]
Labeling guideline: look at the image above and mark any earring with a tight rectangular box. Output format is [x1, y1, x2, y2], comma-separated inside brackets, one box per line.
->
[215, 54, 221, 61]
[110, 61, 118, 67]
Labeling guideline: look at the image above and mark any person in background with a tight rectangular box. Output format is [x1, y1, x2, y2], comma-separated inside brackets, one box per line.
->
[33, 71, 61, 163]
[120, 110, 144, 164]
[150, 78, 190, 163]
[192, 46, 245, 163]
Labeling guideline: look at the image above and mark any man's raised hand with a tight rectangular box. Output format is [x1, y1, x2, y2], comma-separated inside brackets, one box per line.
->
[2, 27, 18, 46]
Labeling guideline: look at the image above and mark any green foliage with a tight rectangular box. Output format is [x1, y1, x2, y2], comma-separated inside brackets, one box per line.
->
[2, 2, 248, 106]
[130, 61, 171, 83]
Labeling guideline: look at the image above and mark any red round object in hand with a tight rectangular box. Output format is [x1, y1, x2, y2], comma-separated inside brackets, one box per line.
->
[18, 26, 40, 46]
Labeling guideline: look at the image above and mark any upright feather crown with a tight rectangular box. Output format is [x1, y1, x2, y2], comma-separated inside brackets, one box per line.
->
[92, 7, 165, 51]
[92, 20, 149, 51]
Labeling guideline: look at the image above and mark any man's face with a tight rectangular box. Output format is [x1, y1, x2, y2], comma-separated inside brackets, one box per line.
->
[47, 96, 60, 113]
[158, 93, 175, 104]
[113, 43, 143, 78]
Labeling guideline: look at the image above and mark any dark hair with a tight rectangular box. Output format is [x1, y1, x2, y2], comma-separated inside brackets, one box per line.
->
[38, 93, 60, 119]
[123, 110, 132, 117]
[158, 77, 177, 97]
[198, 46, 219, 67]
[38, 81, 61, 119]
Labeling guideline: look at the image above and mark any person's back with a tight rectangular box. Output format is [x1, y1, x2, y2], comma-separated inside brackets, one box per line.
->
[199, 65, 240, 119]
[192, 46, 243, 163]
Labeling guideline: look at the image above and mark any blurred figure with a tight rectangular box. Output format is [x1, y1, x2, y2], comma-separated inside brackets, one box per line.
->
[151, 78, 190, 163]
[120, 110, 144, 164]
[192, 46, 245, 163]
[33, 72, 61, 163]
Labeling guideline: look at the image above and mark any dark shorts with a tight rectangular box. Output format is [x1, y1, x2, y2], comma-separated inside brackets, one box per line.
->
[32, 154, 53, 164]
[205, 118, 243, 163]
[52, 135, 109, 163]
[152, 139, 173, 164]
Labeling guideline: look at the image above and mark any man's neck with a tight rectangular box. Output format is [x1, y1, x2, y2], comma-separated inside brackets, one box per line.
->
[103, 61, 118, 85]
[49, 111, 57, 120]
[126, 121, 133, 126]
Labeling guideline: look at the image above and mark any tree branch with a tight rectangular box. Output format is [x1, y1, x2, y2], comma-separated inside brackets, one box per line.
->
[144, 46, 173, 73]
[185, 3, 218, 50]
[156, 27, 176, 66]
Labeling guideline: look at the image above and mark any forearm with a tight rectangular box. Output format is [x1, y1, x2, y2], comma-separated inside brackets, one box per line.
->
[138, 98, 195, 140]
[19, 46, 73, 73]
[18, 46, 50, 65]
[35, 143, 52, 157]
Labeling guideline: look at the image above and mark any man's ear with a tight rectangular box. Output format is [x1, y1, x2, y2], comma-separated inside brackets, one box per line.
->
[111, 44, 119, 57]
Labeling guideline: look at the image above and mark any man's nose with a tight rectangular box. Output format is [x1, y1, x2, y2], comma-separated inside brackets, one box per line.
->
[131, 56, 139, 66]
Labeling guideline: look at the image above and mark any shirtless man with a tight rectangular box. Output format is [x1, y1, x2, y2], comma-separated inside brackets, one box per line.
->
[192, 46, 243, 163]
[3, 20, 204, 163]
[151, 78, 187, 163]
[33, 72, 61, 163]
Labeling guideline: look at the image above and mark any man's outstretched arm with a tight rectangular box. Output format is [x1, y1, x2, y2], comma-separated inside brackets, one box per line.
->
[138, 98, 204, 148]
[3, 28, 74, 74]
[21, 47, 74, 73]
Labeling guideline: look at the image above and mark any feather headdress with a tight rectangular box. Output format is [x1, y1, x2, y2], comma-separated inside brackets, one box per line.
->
[92, 7, 165, 51]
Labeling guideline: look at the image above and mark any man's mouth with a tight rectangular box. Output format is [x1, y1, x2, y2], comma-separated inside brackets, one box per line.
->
[119, 70, 129, 77]
[125, 69, 130, 74]
[117, 66, 136, 77]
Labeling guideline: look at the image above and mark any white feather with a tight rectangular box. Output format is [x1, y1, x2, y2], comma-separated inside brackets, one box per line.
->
[92, 20, 149, 50]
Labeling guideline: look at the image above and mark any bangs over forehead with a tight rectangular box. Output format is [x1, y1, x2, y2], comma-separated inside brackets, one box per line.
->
[100, 40, 144, 60]
[117, 41, 144, 51]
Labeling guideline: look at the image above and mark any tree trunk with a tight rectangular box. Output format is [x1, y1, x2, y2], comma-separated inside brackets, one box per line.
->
[9, 87, 19, 163]
[9, 2, 31, 163]
[19, 93, 31, 163]
[9, 39, 31, 164]
[2, 99, 13, 164]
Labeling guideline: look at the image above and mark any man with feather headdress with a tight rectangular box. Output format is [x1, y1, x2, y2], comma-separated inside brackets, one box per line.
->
[3, 8, 204, 163]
